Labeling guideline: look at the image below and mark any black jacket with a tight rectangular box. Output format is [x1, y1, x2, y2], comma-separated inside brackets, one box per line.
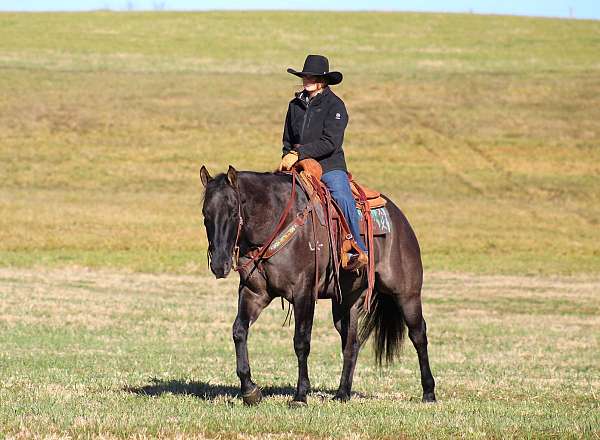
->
[282, 86, 348, 174]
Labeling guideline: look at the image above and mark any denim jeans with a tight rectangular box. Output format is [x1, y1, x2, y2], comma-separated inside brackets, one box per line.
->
[321, 170, 368, 253]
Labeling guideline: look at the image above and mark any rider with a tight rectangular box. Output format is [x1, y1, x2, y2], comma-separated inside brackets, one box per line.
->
[278, 54, 368, 269]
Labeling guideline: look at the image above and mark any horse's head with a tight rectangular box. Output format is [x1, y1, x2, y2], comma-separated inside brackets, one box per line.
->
[200, 165, 241, 279]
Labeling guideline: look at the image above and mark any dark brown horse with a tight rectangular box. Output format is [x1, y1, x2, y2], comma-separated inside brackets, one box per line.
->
[199, 165, 435, 406]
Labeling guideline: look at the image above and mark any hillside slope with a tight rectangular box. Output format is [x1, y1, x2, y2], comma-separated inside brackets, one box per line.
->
[0, 11, 598, 274]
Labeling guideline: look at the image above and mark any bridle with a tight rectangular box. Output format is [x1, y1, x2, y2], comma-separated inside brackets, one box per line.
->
[206, 169, 299, 275]
[231, 192, 244, 270]
[205, 188, 244, 272]
[233, 169, 298, 273]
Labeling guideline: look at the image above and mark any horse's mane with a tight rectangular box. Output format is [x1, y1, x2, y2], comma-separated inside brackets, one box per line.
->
[203, 171, 292, 200]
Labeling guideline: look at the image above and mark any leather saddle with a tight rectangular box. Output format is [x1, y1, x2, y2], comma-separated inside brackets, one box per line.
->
[294, 159, 389, 240]
[238, 160, 382, 310]
[292, 159, 383, 308]
[349, 178, 386, 210]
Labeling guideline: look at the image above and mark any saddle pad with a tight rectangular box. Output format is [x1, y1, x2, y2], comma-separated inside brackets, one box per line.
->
[357, 206, 391, 236]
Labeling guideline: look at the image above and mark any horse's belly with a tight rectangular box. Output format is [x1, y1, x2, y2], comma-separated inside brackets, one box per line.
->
[318, 270, 365, 301]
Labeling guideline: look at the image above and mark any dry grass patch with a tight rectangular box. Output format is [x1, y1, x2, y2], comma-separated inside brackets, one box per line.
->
[1, 268, 599, 437]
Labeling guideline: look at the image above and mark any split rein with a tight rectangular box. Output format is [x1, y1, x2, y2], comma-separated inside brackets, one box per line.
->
[231, 169, 299, 274]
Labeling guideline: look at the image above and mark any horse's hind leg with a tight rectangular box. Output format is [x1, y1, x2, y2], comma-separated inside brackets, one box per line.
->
[233, 284, 271, 405]
[398, 294, 436, 402]
[331, 300, 362, 401]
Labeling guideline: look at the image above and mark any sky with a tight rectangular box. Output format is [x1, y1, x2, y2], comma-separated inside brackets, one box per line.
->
[1, 0, 599, 20]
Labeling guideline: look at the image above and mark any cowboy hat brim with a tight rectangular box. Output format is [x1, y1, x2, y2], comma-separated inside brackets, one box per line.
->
[287, 68, 343, 86]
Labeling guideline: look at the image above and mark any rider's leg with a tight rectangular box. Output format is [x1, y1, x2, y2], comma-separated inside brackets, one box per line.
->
[321, 169, 368, 253]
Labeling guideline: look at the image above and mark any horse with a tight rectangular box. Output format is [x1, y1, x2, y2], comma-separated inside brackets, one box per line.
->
[199, 165, 436, 406]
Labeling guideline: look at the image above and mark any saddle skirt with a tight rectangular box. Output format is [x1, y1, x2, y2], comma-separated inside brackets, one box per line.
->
[348, 178, 391, 237]
[349, 178, 387, 210]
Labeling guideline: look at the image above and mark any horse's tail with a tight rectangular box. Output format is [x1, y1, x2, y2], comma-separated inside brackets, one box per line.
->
[359, 292, 405, 366]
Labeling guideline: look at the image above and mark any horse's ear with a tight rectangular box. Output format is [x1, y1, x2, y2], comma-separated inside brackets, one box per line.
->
[199, 165, 213, 187]
[226, 165, 237, 188]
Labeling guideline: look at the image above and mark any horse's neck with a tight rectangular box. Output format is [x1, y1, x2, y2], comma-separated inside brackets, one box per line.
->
[238, 173, 304, 249]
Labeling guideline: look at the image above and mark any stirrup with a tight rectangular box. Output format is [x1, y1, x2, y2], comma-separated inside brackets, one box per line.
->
[343, 250, 368, 271]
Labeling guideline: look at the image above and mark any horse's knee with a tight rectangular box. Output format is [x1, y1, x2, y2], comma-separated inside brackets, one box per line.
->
[294, 337, 311, 358]
[232, 319, 248, 344]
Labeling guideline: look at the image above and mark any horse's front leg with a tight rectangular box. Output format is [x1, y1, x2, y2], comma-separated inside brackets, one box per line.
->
[233, 284, 271, 405]
[290, 292, 316, 406]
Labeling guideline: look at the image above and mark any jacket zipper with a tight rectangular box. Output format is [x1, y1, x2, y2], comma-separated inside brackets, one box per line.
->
[300, 99, 310, 143]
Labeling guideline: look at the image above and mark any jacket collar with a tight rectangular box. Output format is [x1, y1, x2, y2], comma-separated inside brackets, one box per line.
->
[294, 86, 331, 107]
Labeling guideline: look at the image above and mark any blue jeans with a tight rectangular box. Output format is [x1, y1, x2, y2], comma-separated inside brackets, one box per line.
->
[321, 170, 368, 253]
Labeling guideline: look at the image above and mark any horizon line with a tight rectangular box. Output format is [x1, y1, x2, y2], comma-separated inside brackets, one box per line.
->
[0, 8, 598, 21]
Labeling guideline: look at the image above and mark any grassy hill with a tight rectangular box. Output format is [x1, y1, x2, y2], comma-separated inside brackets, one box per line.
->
[0, 11, 599, 274]
[1, 12, 599, 438]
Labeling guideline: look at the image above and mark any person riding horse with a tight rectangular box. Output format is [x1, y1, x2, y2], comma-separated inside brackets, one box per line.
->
[278, 54, 368, 269]
[200, 58, 437, 401]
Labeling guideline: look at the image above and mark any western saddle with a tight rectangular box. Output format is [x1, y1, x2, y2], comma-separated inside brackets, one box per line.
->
[293, 159, 384, 310]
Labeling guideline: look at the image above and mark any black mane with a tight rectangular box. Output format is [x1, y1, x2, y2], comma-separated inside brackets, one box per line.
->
[203, 171, 294, 200]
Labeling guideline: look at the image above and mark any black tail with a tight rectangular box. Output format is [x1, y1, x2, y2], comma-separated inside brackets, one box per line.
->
[359, 292, 405, 366]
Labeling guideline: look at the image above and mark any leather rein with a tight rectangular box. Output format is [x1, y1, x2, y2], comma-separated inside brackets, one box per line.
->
[232, 168, 300, 274]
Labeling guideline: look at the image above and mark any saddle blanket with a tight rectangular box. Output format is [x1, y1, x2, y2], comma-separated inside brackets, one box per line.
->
[357, 206, 391, 236]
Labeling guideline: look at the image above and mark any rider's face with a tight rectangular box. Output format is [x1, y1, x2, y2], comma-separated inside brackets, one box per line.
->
[302, 75, 323, 92]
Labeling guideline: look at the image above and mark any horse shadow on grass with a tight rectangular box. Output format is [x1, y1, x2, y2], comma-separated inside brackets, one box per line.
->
[124, 377, 369, 401]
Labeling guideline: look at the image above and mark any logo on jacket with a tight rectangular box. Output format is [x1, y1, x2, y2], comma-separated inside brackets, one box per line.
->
[335, 112, 341, 120]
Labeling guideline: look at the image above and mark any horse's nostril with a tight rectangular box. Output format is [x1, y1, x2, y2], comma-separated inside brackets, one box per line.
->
[211, 262, 231, 279]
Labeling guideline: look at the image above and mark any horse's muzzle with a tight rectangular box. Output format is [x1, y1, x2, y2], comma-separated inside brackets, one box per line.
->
[210, 258, 232, 279]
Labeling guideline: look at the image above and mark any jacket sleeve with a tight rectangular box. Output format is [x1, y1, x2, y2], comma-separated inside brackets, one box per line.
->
[282, 104, 293, 156]
[295, 100, 348, 161]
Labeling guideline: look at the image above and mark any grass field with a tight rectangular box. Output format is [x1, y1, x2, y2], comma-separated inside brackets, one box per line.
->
[1, 268, 599, 438]
[1, 11, 599, 275]
[1, 10, 599, 439]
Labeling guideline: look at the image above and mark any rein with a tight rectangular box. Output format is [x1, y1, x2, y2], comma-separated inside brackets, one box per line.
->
[233, 169, 299, 273]
[232, 191, 244, 268]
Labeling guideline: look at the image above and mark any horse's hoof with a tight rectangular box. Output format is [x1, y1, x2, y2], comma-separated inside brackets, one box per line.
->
[422, 392, 436, 403]
[242, 386, 262, 406]
[288, 399, 308, 408]
[332, 393, 350, 402]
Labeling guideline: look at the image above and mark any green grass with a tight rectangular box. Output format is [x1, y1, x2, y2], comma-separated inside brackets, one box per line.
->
[1, 13, 599, 436]
[1, 268, 599, 438]
[0, 11, 599, 275]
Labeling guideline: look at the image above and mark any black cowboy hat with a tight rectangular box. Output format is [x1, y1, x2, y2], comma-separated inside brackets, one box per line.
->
[287, 54, 343, 86]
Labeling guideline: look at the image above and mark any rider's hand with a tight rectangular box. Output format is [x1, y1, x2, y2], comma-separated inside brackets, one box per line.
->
[278, 152, 299, 172]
